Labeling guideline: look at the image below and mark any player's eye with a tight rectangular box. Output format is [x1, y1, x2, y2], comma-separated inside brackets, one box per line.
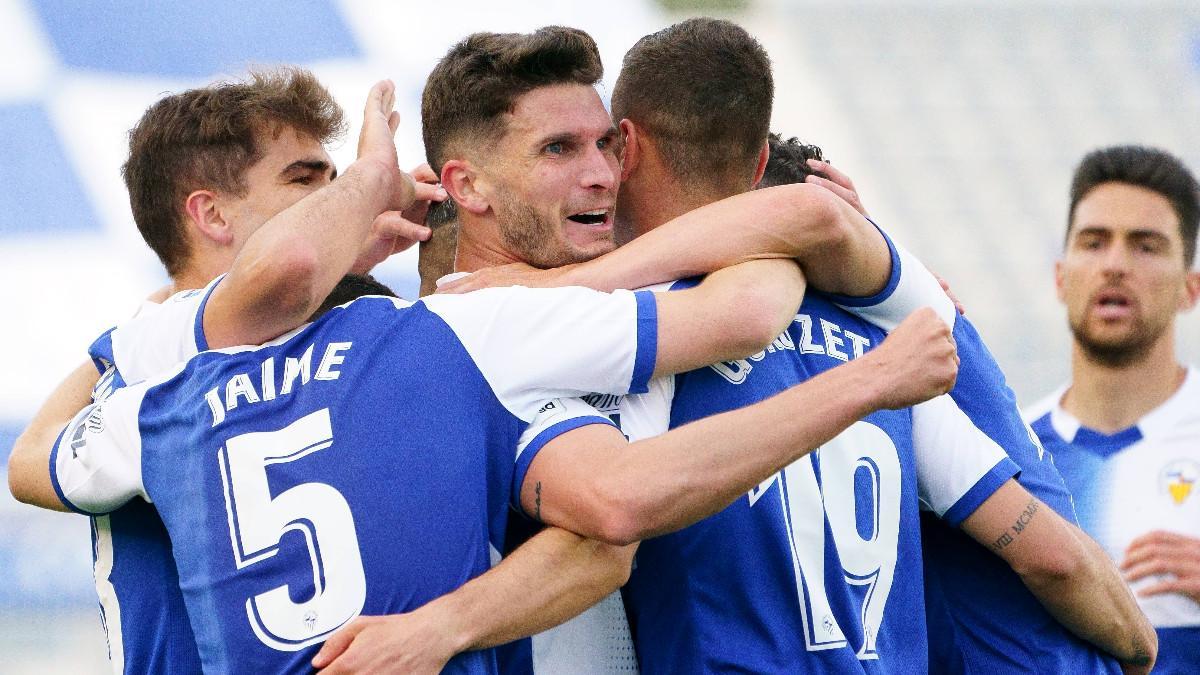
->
[596, 138, 609, 151]
[545, 142, 565, 155]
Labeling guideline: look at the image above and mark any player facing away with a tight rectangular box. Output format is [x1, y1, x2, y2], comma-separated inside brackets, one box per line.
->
[442, 18, 1155, 673]
[1025, 145, 1200, 674]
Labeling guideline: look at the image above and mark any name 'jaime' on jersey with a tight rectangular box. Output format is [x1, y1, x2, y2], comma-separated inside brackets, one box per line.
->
[712, 313, 873, 385]
[204, 341, 352, 427]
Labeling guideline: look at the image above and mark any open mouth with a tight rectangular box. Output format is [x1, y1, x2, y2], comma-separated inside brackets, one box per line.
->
[566, 209, 609, 226]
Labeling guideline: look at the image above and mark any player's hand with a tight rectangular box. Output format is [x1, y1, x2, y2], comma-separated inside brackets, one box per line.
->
[356, 80, 417, 212]
[863, 307, 958, 409]
[934, 272, 966, 315]
[804, 159, 869, 217]
[437, 262, 570, 293]
[350, 164, 447, 274]
[312, 613, 455, 674]
[1121, 530, 1200, 604]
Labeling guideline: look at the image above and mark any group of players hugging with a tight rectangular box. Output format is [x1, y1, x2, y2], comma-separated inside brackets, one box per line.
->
[9, 16, 1200, 675]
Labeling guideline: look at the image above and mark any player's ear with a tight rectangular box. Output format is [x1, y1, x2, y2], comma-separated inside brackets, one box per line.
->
[441, 159, 489, 215]
[751, 140, 769, 188]
[618, 119, 640, 182]
[1054, 259, 1066, 303]
[1181, 269, 1200, 312]
[184, 190, 234, 246]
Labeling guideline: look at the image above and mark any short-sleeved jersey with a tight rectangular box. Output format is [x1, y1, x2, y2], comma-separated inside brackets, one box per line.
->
[50, 287, 658, 675]
[614, 275, 1018, 674]
[1026, 369, 1200, 674]
[837, 237, 1120, 674]
[75, 280, 221, 675]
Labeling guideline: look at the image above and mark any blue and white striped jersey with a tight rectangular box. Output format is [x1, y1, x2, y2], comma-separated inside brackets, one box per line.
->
[51, 287, 657, 675]
[1026, 370, 1200, 675]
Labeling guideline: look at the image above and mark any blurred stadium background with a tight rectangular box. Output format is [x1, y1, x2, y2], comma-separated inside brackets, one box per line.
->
[1, 0, 1196, 671]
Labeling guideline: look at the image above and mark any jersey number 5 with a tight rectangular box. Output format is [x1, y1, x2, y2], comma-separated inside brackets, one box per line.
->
[218, 408, 367, 651]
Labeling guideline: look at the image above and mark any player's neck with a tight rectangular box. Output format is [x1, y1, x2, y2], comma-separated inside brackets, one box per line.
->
[171, 258, 228, 295]
[452, 217, 525, 273]
[1061, 332, 1185, 433]
[630, 175, 731, 235]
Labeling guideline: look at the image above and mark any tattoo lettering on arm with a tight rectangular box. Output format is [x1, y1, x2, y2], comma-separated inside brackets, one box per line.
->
[991, 498, 1042, 553]
[535, 481, 543, 521]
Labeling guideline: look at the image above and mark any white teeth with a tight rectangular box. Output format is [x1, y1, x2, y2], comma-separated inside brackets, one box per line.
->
[578, 209, 607, 216]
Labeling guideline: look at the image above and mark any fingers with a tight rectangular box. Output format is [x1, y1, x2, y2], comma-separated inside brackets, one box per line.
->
[374, 212, 431, 244]
[312, 620, 366, 668]
[1136, 578, 1183, 598]
[388, 110, 401, 136]
[410, 163, 439, 184]
[804, 174, 859, 207]
[411, 181, 448, 203]
[807, 158, 855, 190]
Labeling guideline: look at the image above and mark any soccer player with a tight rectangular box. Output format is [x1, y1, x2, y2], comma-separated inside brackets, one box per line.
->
[442, 18, 1155, 673]
[1025, 145, 1200, 674]
[7, 68, 430, 674]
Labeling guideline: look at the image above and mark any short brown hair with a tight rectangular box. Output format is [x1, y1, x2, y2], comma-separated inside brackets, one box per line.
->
[421, 26, 603, 175]
[1068, 145, 1199, 266]
[611, 18, 773, 193]
[122, 67, 345, 277]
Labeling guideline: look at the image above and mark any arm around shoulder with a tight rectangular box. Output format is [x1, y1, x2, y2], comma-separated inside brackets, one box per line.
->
[8, 360, 99, 511]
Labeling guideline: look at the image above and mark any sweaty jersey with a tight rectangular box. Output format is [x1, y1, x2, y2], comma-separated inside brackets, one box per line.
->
[50, 287, 658, 674]
[609, 261, 1018, 673]
[840, 240, 1120, 674]
[73, 281, 223, 675]
[1026, 369, 1200, 674]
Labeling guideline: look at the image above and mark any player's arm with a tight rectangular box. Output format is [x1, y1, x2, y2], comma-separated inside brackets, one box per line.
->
[8, 360, 99, 510]
[960, 481, 1157, 672]
[12, 380, 148, 516]
[312, 529, 636, 672]
[522, 308, 958, 546]
[650, 259, 807, 377]
[203, 81, 439, 349]
[441, 181, 891, 298]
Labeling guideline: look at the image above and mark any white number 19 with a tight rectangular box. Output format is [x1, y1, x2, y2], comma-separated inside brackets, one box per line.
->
[218, 409, 367, 651]
[764, 421, 901, 659]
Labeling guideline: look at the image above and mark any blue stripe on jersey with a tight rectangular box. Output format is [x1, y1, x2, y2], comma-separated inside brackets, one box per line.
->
[923, 316, 1119, 674]
[1155, 626, 1200, 674]
[49, 422, 97, 516]
[192, 280, 218, 352]
[630, 290, 658, 393]
[89, 327, 117, 374]
[512, 415, 616, 512]
[941, 457, 1021, 526]
[1071, 425, 1144, 457]
[137, 297, 523, 674]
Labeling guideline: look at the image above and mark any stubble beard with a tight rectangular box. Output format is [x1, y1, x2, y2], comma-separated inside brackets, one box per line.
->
[1070, 311, 1167, 368]
[494, 191, 609, 269]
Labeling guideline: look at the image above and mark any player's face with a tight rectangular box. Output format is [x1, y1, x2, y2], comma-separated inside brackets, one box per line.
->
[221, 125, 336, 245]
[478, 83, 620, 268]
[1057, 181, 1194, 364]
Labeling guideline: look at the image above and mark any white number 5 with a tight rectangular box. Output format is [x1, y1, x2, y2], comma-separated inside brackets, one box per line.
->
[218, 409, 367, 651]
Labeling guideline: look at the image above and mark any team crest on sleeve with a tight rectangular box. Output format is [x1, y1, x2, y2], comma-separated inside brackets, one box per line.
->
[1160, 459, 1199, 505]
